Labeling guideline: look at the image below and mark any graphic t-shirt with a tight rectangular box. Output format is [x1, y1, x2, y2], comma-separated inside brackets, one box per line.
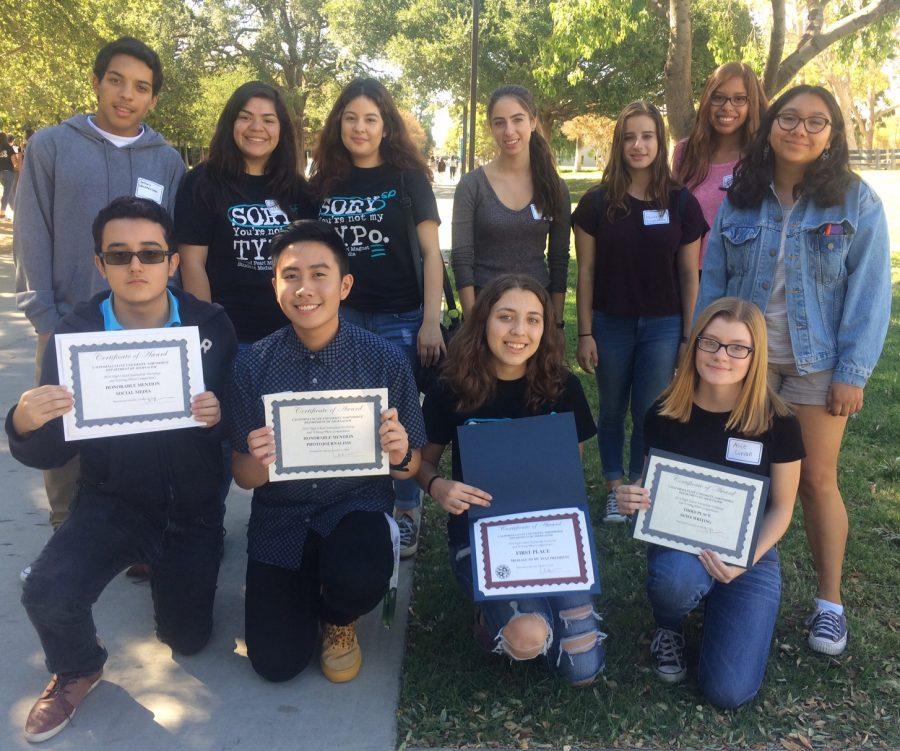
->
[175, 164, 315, 342]
[571, 187, 707, 317]
[318, 165, 440, 313]
[422, 372, 597, 546]
[643, 400, 805, 510]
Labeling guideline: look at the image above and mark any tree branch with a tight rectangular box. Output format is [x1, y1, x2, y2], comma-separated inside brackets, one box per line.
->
[763, 0, 786, 96]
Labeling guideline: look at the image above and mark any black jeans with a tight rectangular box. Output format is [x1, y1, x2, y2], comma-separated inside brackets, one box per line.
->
[245, 510, 393, 682]
[22, 487, 224, 676]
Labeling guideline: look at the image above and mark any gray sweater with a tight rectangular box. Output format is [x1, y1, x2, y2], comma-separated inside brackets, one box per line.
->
[450, 167, 571, 293]
[13, 114, 185, 333]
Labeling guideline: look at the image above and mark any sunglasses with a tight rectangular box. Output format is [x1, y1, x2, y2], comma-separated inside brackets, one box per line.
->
[100, 249, 174, 265]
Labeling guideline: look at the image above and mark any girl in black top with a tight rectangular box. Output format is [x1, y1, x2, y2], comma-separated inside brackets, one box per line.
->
[310, 78, 445, 551]
[416, 274, 604, 685]
[573, 101, 706, 523]
[175, 82, 314, 345]
[615, 297, 803, 707]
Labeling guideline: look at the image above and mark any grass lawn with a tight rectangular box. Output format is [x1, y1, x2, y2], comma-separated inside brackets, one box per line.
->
[397, 174, 900, 749]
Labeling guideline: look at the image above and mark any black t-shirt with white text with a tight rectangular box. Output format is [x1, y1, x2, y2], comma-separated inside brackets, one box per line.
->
[175, 164, 315, 343]
[423, 372, 597, 546]
[318, 165, 440, 313]
[643, 401, 805, 510]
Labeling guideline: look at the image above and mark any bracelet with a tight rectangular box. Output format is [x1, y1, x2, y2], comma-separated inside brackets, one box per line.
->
[578, 333, 593, 338]
[389, 447, 413, 472]
[426, 474, 441, 496]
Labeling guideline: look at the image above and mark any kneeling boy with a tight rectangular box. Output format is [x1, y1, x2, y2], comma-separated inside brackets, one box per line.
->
[226, 220, 425, 684]
[7, 197, 237, 743]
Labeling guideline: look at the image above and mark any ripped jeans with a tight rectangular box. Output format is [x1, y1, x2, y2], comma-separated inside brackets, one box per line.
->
[450, 543, 606, 685]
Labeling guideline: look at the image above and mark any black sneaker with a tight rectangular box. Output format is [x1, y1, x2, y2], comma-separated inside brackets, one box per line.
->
[650, 628, 686, 683]
[805, 609, 848, 655]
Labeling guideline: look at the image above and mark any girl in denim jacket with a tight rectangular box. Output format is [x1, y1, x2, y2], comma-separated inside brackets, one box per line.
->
[697, 85, 891, 657]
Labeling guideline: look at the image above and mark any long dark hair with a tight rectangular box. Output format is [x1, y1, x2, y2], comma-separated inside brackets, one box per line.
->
[199, 81, 307, 213]
[729, 85, 856, 208]
[675, 62, 767, 189]
[592, 100, 674, 220]
[440, 274, 567, 413]
[309, 78, 431, 198]
[487, 85, 564, 218]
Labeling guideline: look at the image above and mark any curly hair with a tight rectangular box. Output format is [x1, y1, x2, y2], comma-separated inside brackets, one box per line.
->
[440, 274, 568, 413]
[487, 86, 564, 218]
[309, 78, 431, 198]
[674, 62, 767, 190]
[728, 85, 857, 208]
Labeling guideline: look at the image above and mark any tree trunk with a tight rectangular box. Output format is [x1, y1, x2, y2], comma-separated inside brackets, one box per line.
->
[830, 76, 860, 150]
[664, 0, 695, 140]
[574, 135, 583, 172]
[763, 0, 786, 96]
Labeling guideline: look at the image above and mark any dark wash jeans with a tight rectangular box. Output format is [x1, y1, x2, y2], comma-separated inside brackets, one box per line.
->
[244, 510, 393, 682]
[22, 487, 224, 676]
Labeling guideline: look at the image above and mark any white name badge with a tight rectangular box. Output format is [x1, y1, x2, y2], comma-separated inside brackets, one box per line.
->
[726, 437, 763, 465]
[643, 209, 670, 225]
[135, 177, 164, 205]
[530, 203, 542, 221]
[721, 174, 734, 190]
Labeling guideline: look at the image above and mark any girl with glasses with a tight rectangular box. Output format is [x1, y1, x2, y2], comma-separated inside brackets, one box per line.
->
[673, 63, 767, 269]
[616, 297, 804, 708]
[696, 85, 891, 657]
[573, 101, 706, 523]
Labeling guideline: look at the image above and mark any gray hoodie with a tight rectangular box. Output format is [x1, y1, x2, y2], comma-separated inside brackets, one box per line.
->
[13, 114, 186, 333]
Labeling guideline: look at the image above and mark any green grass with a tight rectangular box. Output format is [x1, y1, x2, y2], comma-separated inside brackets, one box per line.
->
[397, 178, 900, 749]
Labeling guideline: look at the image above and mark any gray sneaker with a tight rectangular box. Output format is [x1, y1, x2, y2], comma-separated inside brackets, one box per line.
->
[603, 490, 628, 523]
[805, 609, 848, 655]
[395, 507, 421, 559]
[650, 628, 687, 683]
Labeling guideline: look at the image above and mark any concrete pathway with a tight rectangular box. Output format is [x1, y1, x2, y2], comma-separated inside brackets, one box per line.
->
[0, 218, 420, 751]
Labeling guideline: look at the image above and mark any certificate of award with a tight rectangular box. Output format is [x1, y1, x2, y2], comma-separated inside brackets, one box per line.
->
[264, 388, 388, 482]
[55, 327, 205, 441]
[472, 507, 596, 598]
[633, 449, 770, 568]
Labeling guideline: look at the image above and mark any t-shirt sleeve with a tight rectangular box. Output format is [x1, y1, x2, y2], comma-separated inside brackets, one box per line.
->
[679, 189, 709, 246]
[769, 413, 805, 464]
[421, 381, 456, 446]
[224, 350, 263, 453]
[571, 189, 602, 236]
[408, 169, 441, 226]
[174, 167, 216, 246]
[388, 353, 427, 449]
[564, 373, 597, 443]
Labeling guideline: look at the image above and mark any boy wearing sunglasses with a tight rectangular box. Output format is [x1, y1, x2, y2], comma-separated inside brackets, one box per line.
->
[6, 197, 236, 743]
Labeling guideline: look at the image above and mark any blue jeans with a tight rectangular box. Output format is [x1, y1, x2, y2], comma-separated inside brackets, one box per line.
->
[450, 543, 605, 685]
[646, 545, 782, 709]
[340, 305, 423, 511]
[0, 169, 15, 213]
[592, 312, 681, 481]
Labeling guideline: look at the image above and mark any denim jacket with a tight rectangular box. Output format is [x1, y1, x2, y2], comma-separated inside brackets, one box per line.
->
[696, 179, 890, 388]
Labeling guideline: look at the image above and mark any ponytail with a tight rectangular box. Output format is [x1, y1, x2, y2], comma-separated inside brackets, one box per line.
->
[488, 85, 563, 218]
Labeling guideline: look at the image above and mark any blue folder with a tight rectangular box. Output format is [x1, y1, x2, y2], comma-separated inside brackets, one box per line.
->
[457, 412, 601, 600]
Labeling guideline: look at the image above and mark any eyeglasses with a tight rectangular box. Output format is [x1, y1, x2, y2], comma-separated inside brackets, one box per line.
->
[100, 249, 173, 265]
[775, 113, 831, 134]
[710, 93, 749, 108]
[696, 336, 754, 359]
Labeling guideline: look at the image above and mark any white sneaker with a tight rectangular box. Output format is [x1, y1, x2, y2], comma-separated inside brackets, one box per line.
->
[603, 490, 628, 523]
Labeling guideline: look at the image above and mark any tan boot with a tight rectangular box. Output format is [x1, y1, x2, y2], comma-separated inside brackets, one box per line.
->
[320, 621, 361, 683]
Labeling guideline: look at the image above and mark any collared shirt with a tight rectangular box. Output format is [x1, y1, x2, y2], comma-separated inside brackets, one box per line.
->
[100, 289, 182, 330]
[225, 321, 426, 570]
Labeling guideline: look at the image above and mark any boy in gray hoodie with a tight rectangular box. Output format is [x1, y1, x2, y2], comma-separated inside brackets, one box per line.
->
[13, 36, 186, 529]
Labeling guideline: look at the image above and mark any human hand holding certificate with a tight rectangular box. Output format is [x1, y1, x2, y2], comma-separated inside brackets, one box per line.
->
[633, 449, 769, 568]
[264, 388, 388, 481]
[55, 327, 205, 440]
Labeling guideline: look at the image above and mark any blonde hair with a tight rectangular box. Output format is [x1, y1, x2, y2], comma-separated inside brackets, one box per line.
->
[658, 297, 790, 436]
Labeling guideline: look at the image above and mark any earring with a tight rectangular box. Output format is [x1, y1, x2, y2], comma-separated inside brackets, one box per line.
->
[820, 148, 830, 161]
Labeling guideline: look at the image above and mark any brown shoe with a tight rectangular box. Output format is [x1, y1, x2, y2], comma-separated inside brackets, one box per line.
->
[24, 671, 102, 743]
[126, 564, 151, 579]
[320, 621, 361, 683]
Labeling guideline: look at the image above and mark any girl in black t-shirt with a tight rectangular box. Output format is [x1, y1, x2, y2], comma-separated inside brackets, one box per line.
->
[175, 82, 314, 345]
[310, 78, 445, 553]
[615, 297, 804, 708]
[416, 274, 604, 686]
[573, 101, 706, 524]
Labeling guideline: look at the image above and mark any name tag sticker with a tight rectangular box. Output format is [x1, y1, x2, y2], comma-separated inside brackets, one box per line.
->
[643, 209, 670, 226]
[726, 438, 763, 465]
[135, 178, 164, 205]
[530, 203, 542, 221]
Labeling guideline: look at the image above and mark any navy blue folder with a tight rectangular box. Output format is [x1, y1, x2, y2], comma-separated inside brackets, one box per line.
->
[457, 412, 601, 599]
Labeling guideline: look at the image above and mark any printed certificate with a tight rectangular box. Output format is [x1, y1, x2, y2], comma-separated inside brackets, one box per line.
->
[55, 327, 205, 441]
[472, 507, 596, 599]
[264, 388, 388, 481]
[633, 449, 769, 567]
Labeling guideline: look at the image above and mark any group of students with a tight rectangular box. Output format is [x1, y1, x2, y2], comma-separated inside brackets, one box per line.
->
[6, 35, 891, 744]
